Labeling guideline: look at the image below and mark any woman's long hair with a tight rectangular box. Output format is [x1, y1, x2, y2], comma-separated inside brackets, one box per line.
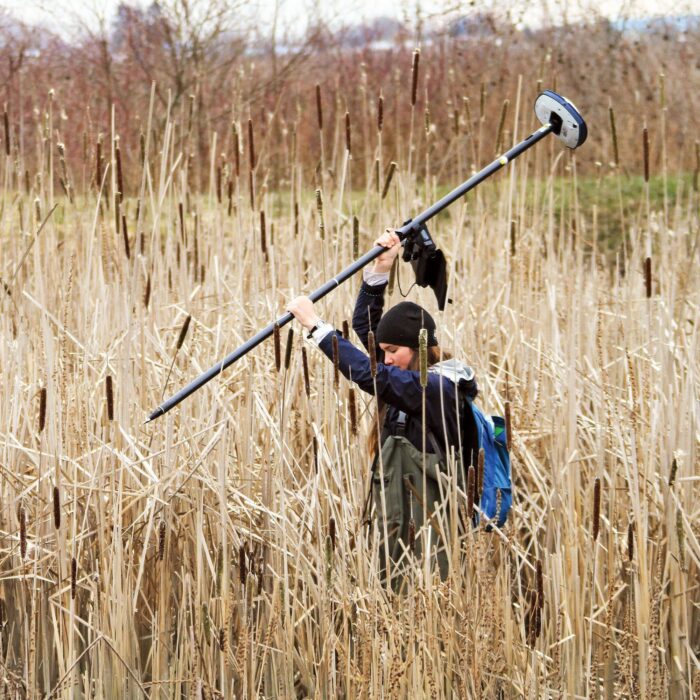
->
[367, 345, 452, 458]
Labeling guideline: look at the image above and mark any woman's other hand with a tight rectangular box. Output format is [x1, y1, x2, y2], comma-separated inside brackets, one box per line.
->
[287, 296, 320, 331]
[373, 228, 402, 273]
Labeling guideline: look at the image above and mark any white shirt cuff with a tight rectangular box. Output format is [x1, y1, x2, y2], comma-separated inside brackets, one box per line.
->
[363, 268, 389, 286]
[307, 321, 335, 345]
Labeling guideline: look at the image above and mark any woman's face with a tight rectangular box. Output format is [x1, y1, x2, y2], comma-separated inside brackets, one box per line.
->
[379, 343, 415, 370]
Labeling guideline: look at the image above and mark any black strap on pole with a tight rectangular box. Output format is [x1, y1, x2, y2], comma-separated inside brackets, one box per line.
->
[147, 122, 554, 422]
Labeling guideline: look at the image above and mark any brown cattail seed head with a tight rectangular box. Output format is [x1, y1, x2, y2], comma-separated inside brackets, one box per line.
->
[644, 257, 652, 298]
[411, 49, 420, 106]
[3, 108, 10, 156]
[315, 188, 324, 239]
[592, 477, 601, 541]
[368, 331, 377, 378]
[260, 210, 267, 259]
[19, 505, 27, 560]
[38, 387, 47, 433]
[352, 216, 359, 258]
[158, 521, 166, 561]
[105, 374, 114, 421]
[495, 99, 509, 153]
[408, 517, 416, 552]
[219, 628, 226, 652]
[315, 84, 323, 131]
[301, 346, 311, 398]
[381, 162, 397, 200]
[377, 94, 384, 132]
[239, 545, 247, 585]
[248, 118, 255, 171]
[536, 559, 544, 609]
[176, 314, 191, 351]
[53, 486, 61, 529]
[419, 328, 428, 388]
[467, 465, 475, 517]
[71, 557, 77, 599]
[348, 387, 357, 435]
[643, 126, 650, 182]
[345, 111, 351, 154]
[273, 323, 281, 372]
[668, 456, 678, 488]
[609, 106, 619, 167]
[332, 334, 340, 388]
[143, 274, 151, 309]
[627, 521, 634, 562]
[477, 448, 485, 502]
[284, 328, 294, 370]
[328, 517, 336, 551]
[342, 320, 350, 339]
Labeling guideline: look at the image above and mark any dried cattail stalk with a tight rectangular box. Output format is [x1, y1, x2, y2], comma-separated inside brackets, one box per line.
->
[38, 387, 47, 433]
[105, 374, 114, 421]
[315, 84, 323, 131]
[352, 216, 359, 258]
[419, 329, 428, 388]
[273, 323, 281, 372]
[312, 435, 319, 473]
[348, 387, 357, 435]
[176, 315, 191, 351]
[158, 521, 166, 561]
[609, 106, 619, 166]
[284, 328, 294, 370]
[411, 49, 420, 106]
[495, 99, 509, 153]
[505, 401, 512, 451]
[328, 517, 336, 551]
[332, 334, 340, 388]
[627, 521, 634, 562]
[301, 346, 311, 398]
[592, 477, 601, 541]
[381, 161, 397, 200]
[315, 189, 324, 239]
[644, 257, 652, 298]
[345, 112, 351, 155]
[643, 126, 649, 183]
[143, 274, 151, 309]
[53, 486, 60, 529]
[368, 331, 377, 378]
[248, 119, 255, 172]
[668, 456, 678, 488]
[71, 557, 77, 599]
[377, 94, 384, 132]
[19, 505, 27, 560]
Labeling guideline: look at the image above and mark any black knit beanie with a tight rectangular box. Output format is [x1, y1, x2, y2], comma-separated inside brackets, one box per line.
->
[376, 301, 438, 348]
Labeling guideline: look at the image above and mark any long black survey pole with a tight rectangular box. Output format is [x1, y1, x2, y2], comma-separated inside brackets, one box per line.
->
[147, 123, 553, 421]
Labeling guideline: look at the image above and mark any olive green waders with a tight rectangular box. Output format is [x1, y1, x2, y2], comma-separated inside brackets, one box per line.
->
[372, 431, 450, 589]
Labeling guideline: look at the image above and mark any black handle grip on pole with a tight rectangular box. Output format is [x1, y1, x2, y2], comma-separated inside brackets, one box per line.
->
[147, 115, 567, 422]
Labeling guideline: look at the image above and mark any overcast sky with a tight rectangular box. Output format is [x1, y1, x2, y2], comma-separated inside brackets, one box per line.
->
[1, 0, 692, 39]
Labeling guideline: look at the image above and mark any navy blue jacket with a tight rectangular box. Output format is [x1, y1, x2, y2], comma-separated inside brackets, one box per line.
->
[317, 280, 460, 458]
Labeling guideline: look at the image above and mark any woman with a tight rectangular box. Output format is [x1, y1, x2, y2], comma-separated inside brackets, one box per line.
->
[288, 230, 483, 584]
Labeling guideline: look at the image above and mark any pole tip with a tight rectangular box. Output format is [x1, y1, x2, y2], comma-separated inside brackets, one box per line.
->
[146, 406, 165, 423]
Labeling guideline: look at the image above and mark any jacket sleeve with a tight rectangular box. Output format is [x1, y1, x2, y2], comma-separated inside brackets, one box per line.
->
[351, 281, 387, 352]
[318, 332, 452, 419]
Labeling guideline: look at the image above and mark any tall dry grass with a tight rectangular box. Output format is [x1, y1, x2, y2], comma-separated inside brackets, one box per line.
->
[0, 43, 698, 700]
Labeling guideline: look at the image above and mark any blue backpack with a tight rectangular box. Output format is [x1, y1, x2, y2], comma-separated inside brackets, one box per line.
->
[429, 360, 512, 527]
